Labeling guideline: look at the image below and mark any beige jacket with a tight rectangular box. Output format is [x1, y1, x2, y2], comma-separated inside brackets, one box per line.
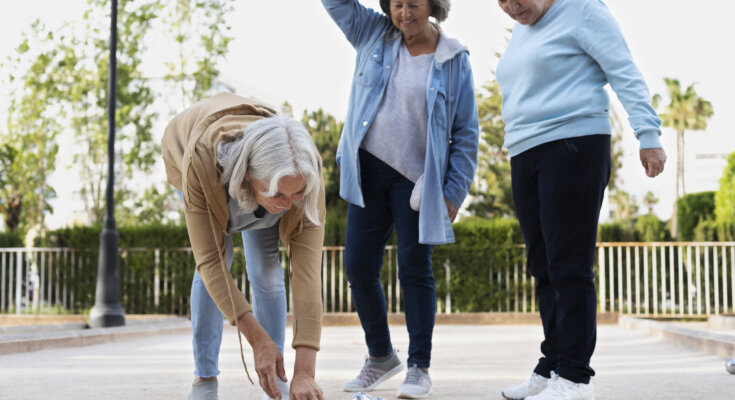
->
[162, 92, 325, 350]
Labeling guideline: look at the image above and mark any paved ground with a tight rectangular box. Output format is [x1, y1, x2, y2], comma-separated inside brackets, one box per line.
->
[1, 321, 734, 399]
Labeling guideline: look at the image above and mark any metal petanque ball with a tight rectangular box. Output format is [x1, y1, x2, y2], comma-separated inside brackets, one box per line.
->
[727, 358, 735, 374]
[351, 393, 385, 400]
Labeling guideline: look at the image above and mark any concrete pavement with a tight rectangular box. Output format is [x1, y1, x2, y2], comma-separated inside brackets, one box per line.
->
[1, 317, 734, 399]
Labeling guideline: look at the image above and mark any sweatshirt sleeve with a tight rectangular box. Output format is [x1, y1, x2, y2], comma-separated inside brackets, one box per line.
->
[184, 155, 252, 326]
[576, 0, 662, 149]
[321, 0, 390, 49]
[287, 182, 326, 350]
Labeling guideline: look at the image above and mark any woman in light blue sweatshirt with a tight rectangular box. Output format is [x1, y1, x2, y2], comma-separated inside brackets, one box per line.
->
[495, 1, 667, 400]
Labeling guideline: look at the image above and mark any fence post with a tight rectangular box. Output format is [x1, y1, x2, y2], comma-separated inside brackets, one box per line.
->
[154, 248, 160, 309]
[599, 246, 606, 312]
[444, 258, 451, 314]
[15, 250, 22, 314]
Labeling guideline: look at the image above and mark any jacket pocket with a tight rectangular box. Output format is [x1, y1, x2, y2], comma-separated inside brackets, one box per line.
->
[356, 51, 384, 87]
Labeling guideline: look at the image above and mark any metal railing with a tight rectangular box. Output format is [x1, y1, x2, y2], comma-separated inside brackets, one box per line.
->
[2, 242, 734, 316]
[598, 242, 735, 316]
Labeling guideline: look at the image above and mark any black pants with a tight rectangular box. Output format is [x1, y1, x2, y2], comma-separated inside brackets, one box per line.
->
[510, 135, 611, 384]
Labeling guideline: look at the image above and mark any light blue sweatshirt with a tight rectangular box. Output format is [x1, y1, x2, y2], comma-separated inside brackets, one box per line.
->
[496, 0, 662, 157]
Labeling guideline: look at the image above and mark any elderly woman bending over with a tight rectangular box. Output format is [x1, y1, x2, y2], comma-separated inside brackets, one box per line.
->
[162, 92, 326, 400]
[321, 0, 479, 398]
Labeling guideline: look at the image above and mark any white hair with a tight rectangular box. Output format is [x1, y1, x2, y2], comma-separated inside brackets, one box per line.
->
[217, 114, 322, 225]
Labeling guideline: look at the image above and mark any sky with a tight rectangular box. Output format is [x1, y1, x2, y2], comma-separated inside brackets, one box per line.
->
[1, 0, 734, 228]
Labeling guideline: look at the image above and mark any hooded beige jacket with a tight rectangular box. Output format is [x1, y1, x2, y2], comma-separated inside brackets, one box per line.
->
[162, 92, 324, 350]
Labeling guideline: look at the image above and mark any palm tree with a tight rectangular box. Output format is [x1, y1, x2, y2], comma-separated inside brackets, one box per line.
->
[643, 191, 659, 215]
[653, 78, 713, 238]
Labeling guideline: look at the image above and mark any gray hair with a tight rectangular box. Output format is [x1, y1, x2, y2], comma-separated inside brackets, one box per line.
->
[379, 0, 451, 23]
[217, 114, 322, 226]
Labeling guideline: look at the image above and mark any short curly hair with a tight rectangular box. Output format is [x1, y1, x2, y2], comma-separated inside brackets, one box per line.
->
[379, 0, 451, 23]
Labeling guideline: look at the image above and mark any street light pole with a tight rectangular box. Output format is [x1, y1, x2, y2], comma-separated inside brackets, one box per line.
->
[89, 0, 125, 328]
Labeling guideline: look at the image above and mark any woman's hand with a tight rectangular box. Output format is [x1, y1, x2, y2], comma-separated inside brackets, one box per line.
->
[445, 197, 458, 223]
[238, 312, 287, 399]
[290, 347, 324, 400]
[640, 148, 667, 178]
[290, 372, 323, 400]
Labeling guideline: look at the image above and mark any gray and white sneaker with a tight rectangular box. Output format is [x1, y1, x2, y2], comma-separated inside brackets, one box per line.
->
[343, 352, 404, 392]
[396, 366, 431, 399]
[187, 380, 218, 400]
[502, 372, 551, 399]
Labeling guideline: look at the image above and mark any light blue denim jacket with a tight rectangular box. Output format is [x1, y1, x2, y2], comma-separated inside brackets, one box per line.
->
[322, 0, 479, 245]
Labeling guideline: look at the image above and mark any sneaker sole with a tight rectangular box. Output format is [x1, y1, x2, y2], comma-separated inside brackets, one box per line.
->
[396, 388, 432, 399]
[501, 391, 523, 400]
[343, 363, 405, 392]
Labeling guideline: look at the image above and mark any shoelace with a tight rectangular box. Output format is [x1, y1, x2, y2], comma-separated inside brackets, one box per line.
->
[356, 360, 382, 386]
[527, 373, 547, 388]
[546, 376, 578, 396]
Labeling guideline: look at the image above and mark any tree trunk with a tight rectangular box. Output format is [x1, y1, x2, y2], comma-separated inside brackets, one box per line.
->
[672, 129, 686, 238]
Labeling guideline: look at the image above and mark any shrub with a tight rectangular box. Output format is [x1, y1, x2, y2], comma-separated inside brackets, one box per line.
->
[677, 191, 715, 241]
[0, 232, 23, 247]
[433, 217, 524, 312]
[598, 221, 636, 242]
[634, 215, 671, 242]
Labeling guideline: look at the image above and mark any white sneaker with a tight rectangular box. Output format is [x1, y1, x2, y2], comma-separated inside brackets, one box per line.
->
[396, 366, 431, 399]
[525, 375, 594, 400]
[262, 378, 289, 400]
[502, 372, 550, 400]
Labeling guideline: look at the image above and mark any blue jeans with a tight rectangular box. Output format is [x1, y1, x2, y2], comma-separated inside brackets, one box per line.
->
[191, 223, 286, 377]
[345, 149, 435, 369]
[511, 135, 611, 384]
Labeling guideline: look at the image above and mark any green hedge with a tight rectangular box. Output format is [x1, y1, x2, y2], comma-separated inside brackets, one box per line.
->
[677, 191, 715, 241]
[37, 218, 524, 314]
[694, 219, 735, 242]
[599, 215, 671, 242]
[633, 215, 671, 242]
[432, 217, 524, 312]
[0, 232, 23, 247]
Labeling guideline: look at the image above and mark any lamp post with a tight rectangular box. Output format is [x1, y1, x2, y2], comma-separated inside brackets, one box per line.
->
[89, 0, 125, 328]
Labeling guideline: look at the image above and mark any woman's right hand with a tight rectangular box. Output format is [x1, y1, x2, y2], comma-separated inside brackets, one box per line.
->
[238, 312, 288, 399]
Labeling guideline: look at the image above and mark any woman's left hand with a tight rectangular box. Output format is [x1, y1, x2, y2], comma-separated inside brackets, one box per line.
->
[290, 347, 323, 400]
[445, 197, 458, 222]
[289, 372, 324, 400]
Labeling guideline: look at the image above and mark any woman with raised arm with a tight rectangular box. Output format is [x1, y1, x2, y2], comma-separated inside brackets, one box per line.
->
[321, 1, 479, 398]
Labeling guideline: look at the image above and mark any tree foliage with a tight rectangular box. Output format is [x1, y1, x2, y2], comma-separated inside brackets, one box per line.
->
[0, 0, 236, 233]
[0, 21, 64, 235]
[676, 191, 715, 241]
[163, 0, 234, 108]
[62, 0, 160, 225]
[642, 191, 659, 215]
[467, 79, 514, 218]
[653, 78, 714, 237]
[714, 151, 735, 225]
[301, 108, 345, 213]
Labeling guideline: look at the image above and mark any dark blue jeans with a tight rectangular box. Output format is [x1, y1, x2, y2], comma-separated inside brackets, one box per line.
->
[511, 135, 611, 384]
[345, 149, 435, 368]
